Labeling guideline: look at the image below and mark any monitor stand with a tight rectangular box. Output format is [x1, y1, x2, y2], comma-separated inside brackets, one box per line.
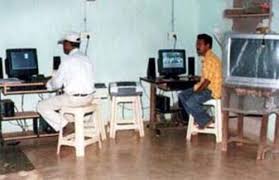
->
[19, 76, 33, 83]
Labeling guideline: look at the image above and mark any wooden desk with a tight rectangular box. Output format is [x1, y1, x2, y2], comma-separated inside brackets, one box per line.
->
[222, 84, 279, 160]
[0, 81, 57, 144]
[140, 76, 199, 130]
[0, 81, 51, 95]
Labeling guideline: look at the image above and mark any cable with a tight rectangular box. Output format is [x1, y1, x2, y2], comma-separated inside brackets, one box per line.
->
[85, 35, 90, 55]
[83, 0, 88, 32]
[9, 105, 30, 132]
[171, 0, 175, 33]
[21, 95, 24, 112]
[139, 80, 150, 99]
[173, 34, 177, 49]
[82, 0, 91, 55]
[38, 94, 44, 100]
[171, 0, 177, 49]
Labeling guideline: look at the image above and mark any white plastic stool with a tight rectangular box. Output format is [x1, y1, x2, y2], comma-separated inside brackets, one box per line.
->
[186, 99, 222, 143]
[109, 96, 144, 139]
[57, 104, 102, 157]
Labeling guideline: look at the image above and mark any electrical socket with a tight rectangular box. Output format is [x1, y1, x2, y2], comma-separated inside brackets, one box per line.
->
[80, 32, 91, 38]
[168, 32, 177, 39]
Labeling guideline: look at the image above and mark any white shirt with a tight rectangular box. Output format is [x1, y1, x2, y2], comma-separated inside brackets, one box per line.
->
[47, 48, 94, 95]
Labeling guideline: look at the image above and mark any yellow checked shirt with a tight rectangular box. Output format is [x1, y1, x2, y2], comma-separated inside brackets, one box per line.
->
[198, 50, 222, 99]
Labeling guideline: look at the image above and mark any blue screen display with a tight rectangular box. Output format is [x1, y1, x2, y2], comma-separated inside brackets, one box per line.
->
[10, 51, 37, 70]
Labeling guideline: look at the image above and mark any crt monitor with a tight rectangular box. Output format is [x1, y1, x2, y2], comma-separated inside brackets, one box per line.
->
[5, 48, 39, 81]
[158, 49, 186, 78]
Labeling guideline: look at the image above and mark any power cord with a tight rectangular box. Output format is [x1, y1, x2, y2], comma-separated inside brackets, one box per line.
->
[8, 105, 30, 132]
[85, 34, 90, 55]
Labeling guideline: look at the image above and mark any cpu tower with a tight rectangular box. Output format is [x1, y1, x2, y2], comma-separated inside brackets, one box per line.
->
[156, 95, 170, 113]
[188, 57, 195, 76]
[147, 57, 156, 79]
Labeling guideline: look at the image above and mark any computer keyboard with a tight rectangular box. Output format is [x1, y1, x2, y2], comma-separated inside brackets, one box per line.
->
[26, 76, 52, 83]
[7, 85, 47, 92]
[0, 78, 21, 83]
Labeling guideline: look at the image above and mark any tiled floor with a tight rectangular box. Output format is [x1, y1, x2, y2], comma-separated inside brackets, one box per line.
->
[3, 128, 279, 180]
[0, 146, 34, 174]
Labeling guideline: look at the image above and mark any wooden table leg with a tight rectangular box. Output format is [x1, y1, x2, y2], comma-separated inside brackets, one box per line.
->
[222, 85, 230, 151]
[33, 117, 39, 137]
[149, 84, 157, 129]
[257, 114, 268, 160]
[236, 114, 244, 146]
[0, 119, 3, 146]
[222, 111, 229, 151]
[273, 113, 279, 153]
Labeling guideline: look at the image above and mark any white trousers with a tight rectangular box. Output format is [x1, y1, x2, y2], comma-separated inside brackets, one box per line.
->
[37, 94, 93, 131]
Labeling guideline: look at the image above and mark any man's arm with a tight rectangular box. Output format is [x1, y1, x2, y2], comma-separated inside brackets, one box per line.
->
[193, 78, 210, 92]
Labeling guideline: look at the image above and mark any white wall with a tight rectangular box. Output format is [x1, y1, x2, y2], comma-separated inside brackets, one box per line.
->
[0, 0, 230, 132]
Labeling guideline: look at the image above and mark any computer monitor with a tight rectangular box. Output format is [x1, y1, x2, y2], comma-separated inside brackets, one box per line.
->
[158, 49, 186, 78]
[5, 48, 39, 81]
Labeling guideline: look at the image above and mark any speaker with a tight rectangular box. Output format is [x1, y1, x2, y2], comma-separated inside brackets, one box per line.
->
[188, 57, 195, 76]
[53, 56, 61, 70]
[0, 99, 15, 117]
[0, 57, 3, 79]
[147, 57, 156, 79]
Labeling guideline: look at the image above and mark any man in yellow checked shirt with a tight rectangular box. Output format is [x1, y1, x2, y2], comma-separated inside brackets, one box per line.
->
[179, 34, 222, 129]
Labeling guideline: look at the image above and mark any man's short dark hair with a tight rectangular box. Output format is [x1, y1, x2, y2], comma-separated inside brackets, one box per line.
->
[197, 34, 213, 48]
[70, 42, 80, 48]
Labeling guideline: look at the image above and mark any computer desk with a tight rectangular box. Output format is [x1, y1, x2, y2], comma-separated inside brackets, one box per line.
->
[0, 81, 58, 145]
[140, 76, 200, 133]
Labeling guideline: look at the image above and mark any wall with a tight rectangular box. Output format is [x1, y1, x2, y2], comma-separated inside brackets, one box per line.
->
[0, 0, 84, 132]
[88, 0, 199, 82]
[0, 0, 230, 132]
[0, 0, 198, 132]
[197, 0, 232, 56]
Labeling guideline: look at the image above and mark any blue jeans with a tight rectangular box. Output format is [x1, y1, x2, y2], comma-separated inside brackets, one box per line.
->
[178, 88, 212, 127]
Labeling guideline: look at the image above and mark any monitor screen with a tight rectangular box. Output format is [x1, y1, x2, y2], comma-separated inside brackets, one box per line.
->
[161, 51, 184, 68]
[10, 51, 37, 70]
[158, 49, 186, 78]
[6, 48, 39, 80]
[224, 34, 279, 88]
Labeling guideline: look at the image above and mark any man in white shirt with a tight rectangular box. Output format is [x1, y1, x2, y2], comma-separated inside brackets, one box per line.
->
[37, 32, 94, 132]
